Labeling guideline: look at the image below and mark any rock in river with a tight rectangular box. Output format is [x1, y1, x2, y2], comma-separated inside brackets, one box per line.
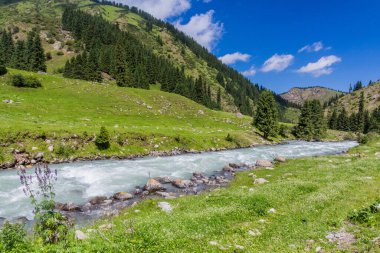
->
[89, 196, 108, 205]
[113, 192, 133, 201]
[143, 178, 165, 192]
[172, 179, 193, 188]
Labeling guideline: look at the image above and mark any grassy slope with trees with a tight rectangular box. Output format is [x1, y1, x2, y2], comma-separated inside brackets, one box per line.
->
[0, 68, 267, 165]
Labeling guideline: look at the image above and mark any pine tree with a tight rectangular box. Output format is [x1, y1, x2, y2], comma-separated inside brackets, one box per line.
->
[217, 87, 222, 108]
[294, 101, 314, 140]
[357, 91, 365, 132]
[11, 40, 27, 70]
[114, 40, 127, 87]
[31, 32, 46, 72]
[253, 90, 278, 139]
[95, 126, 110, 150]
[310, 100, 326, 140]
[337, 108, 349, 131]
[328, 109, 338, 130]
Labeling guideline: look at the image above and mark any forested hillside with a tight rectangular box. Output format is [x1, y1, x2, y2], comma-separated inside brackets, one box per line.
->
[0, 0, 298, 116]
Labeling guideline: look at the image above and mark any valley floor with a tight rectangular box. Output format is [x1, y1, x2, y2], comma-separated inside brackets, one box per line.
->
[21, 136, 380, 252]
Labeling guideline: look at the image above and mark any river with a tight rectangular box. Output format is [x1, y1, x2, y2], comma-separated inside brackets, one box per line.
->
[0, 140, 358, 221]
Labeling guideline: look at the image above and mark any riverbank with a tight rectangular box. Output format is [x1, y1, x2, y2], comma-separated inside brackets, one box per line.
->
[2, 137, 378, 252]
[0, 128, 354, 170]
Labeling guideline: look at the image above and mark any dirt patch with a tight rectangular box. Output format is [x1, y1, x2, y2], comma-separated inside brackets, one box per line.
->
[326, 227, 356, 249]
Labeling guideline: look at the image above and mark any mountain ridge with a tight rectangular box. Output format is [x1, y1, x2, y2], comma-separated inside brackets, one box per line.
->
[280, 86, 345, 105]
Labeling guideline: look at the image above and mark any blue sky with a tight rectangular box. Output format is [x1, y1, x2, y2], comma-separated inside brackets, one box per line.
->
[118, 0, 380, 93]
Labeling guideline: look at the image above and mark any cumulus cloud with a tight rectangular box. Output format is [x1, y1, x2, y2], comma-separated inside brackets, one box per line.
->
[298, 41, 324, 53]
[116, 0, 191, 20]
[261, 54, 294, 72]
[218, 52, 251, 64]
[242, 66, 257, 77]
[175, 10, 223, 50]
[297, 55, 342, 77]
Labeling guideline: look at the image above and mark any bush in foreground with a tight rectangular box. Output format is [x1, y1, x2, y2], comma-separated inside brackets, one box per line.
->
[0, 221, 30, 252]
[9, 74, 42, 88]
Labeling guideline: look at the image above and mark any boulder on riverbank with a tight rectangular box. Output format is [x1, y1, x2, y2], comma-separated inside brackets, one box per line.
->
[256, 160, 273, 168]
[275, 156, 286, 163]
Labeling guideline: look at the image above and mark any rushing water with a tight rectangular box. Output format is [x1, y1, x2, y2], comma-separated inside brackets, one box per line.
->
[0, 141, 358, 220]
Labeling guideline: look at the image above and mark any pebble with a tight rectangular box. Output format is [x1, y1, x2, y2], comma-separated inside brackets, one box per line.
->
[268, 208, 276, 213]
[248, 229, 261, 236]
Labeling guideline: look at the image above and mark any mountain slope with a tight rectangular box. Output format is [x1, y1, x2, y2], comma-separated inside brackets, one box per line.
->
[0, 0, 272, 115]
[327, 81, 380, 114]
[280, 86, 344, 105]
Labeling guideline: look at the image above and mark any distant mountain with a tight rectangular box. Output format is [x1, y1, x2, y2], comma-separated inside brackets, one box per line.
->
[327, 81, 380, 114]
[280, 86, 345, 105]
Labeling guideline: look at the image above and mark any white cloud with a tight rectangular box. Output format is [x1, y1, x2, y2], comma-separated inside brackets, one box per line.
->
[261, 54, 294, 72]
[218, 52, 251, 64]
[242, 66, 257, 77]
[175, 10, 223, 50]
[297, 55, 342, 77]
[116, 0, 191, 20]
[298, 41, 324, 53]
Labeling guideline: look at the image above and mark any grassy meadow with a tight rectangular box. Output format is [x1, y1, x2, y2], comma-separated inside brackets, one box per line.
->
[0, 69, 264, 164]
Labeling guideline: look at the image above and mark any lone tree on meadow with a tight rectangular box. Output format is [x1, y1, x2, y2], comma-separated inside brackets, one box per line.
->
[253, 90, 278, 139]
[95, 126, 111, 150]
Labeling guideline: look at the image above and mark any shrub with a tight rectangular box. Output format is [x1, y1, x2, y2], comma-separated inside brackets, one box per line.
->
[279, 125, 290, 138]
[357, 134, 369, 144]
[0, 221, 30, 252]
[0, 65, 7, 76]
[46, 52, 52, 60]
[56, 51, 64, 56]
[0, 150, 4, 162]
[95, 126, 110, 150]
[55, 144, 74, 157]
[19, 165, 71, 244]
[225, 133, 234, 142]
[9, 75, 42, 88]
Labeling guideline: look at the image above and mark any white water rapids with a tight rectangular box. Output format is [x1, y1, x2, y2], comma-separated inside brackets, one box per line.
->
[0, 141, 358, 220]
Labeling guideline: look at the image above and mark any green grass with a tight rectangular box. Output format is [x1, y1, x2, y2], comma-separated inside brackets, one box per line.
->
[13, 135, 380, 252]
[0, 69, 264, 163]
